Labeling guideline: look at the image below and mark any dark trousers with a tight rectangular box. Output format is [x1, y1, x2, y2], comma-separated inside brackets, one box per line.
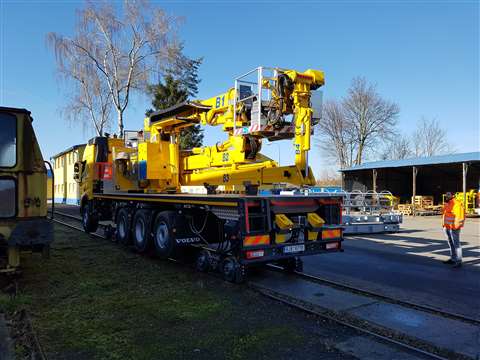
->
[444, 228, 462, 262]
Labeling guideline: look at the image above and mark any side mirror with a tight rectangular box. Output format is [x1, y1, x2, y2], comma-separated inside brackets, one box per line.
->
[73, 161, 83, 183]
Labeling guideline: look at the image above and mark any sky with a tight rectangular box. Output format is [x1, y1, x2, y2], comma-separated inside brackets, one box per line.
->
[1, 0, 479, 178]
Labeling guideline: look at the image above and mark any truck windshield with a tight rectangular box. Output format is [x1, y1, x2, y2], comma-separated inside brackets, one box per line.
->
[0, 113, 17, 167]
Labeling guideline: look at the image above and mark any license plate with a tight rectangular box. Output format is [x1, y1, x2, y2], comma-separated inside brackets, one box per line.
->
[283, 244, 305, 254]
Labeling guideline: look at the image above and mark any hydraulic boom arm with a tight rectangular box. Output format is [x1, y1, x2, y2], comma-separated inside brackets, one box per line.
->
[90, 67, 324, 194]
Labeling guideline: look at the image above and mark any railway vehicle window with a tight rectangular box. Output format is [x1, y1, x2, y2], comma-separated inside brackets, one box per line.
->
[0, 179, 15, 217]
[0, 113, 16, 167]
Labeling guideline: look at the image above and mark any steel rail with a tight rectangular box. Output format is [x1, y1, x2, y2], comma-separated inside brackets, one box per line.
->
[49, 211, 107, 240]
[267, 265, 480, 326]
[251, 284, 451, 360]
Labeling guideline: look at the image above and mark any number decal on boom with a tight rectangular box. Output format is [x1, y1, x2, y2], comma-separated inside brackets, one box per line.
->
[215, 96, 225, 108]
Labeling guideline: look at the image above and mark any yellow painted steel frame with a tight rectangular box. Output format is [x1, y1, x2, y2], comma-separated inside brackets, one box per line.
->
[147, 67, 323, 190]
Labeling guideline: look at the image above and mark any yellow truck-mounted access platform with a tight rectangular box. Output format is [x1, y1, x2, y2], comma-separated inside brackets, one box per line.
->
[75, 67, 343, 282]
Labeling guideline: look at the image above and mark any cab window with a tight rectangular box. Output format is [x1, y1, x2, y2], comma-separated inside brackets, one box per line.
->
[0, 179, 15, 217]
[0, 113, 16, 167]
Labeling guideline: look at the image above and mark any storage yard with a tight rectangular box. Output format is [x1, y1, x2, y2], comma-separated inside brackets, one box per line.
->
[1, 208, 478, 359]
[1, 1, 479, 359]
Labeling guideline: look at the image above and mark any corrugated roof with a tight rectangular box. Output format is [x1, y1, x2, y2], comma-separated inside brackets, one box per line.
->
[340, 152, 480, 172]
[51, 144, 86, 160]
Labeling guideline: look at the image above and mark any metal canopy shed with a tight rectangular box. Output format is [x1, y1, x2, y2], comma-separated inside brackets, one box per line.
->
[340, 152, 480, 206]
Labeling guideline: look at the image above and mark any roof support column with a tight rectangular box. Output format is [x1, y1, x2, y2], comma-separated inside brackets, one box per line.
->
[412, 166, 418, 217]
[372, 169, 377, 193]
[463, 162, 468, 209]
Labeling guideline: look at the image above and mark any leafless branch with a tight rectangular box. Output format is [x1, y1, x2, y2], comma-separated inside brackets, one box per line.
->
[412, 117, 453, 157]
[342, 77, 400, 164]
[47, 0, 182, 137]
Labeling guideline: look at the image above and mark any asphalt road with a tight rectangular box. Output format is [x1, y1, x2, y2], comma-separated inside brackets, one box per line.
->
[303, 216, 480, 320]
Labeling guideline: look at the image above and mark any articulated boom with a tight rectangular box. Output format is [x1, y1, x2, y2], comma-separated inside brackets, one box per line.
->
[80, 67, 324, 194]
[74, 68, 344, 283]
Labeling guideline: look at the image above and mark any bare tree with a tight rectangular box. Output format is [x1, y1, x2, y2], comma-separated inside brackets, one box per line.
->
[381, 135, 413, 160]
[52, 49, 112, 135]
[343, 77, 400, 165]
[317, 100, 356, 168]
[48, 0, 181, 137]
[412, 117, 452, 157]
[315, 168, 342, 187]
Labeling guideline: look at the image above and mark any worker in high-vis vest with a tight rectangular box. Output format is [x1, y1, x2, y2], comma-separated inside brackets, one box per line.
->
[442, 192, 466, 268]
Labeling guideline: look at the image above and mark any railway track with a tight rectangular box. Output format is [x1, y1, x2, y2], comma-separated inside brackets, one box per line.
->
[252, 287, 451, 360]
[267, 265, 480, 327]
[49, 210, 109, 240]
[50, 210, 469, 360]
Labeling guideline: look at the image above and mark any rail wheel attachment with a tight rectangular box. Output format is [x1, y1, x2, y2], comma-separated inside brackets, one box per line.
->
[281, 256, 303, 273]
[195, 250, 212, 272]
[221, 256, 246, 284]
[81, 202, 99, 233]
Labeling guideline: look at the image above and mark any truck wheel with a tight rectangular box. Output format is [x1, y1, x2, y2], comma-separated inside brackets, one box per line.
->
[132, 210, 152, 253]
[116, 208, 131, 245]
[152, 211, 176, 259]
[81, 202, 99, 233]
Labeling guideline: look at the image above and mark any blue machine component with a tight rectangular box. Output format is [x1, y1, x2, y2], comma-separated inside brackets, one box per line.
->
[309, 186, 343, 193]
[139, 160, 147, 180]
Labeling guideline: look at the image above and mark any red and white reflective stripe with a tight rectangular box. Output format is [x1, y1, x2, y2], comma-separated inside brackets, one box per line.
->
[250, 124, 261, 132]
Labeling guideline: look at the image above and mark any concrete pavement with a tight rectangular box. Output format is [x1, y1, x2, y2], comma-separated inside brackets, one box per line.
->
[303, 216, 480, 320]
[252, 271, 479, 359]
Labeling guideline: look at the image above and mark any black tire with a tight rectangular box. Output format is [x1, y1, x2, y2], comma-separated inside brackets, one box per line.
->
[81, 202, 99, 233]
[152, 211, 176, 259]
[132, 210, 152, 253]
[116, 208, 131, 245]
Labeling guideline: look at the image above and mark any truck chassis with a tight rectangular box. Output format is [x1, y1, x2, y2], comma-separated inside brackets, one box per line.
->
[82, 192, 344, 283]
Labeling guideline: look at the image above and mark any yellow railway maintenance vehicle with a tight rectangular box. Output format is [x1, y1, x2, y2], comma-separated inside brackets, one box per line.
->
[0, 106, 53, 273]
[75, 67, 343, 282]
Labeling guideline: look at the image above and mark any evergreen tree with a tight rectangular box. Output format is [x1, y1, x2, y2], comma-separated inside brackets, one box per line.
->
[146, 57, 204, 150]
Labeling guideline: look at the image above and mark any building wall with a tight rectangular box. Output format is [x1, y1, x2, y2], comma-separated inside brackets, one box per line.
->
[52, 146, 86, 205]
[46, 177, 53, 200]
